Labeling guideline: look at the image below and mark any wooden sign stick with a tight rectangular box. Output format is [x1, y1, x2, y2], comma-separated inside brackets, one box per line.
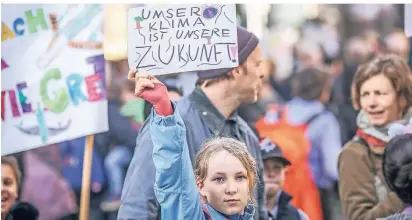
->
[79, 135, 95, 220]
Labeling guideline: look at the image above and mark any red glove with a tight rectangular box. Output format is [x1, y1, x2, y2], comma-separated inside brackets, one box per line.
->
[133, 74, 173, 116]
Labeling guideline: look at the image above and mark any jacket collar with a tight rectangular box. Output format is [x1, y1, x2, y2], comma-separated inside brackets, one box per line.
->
[203, 203, 256, 220]
[268, 190, 293, 218]
[275, 191, 293, 217]
[189, 87, 240, 137]
[277, 190, 293, 207]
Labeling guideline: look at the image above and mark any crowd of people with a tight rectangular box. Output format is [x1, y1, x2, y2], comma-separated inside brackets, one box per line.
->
[2, 4, 412, 220]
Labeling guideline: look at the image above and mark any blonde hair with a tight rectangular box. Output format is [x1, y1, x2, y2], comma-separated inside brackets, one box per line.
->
[194, 137, 258, 204]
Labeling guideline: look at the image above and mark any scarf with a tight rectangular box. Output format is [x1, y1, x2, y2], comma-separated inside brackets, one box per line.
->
[403, 206, 412, 214]
[356, 108, 412, 147]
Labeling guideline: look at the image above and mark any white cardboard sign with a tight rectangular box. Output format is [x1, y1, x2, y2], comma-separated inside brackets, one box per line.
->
[1, 4, 108, 155]
[127, 4, 238, 75]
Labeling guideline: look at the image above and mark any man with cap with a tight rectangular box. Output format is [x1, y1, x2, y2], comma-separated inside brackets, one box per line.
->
[260, 138, 308, 220]
[118, 26, 267, 220]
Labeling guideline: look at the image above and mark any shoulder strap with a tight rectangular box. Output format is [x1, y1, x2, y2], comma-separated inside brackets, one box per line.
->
[306, 109, 327, 124]
[277, 105, 285, 119]
[277, 105, 327, 125]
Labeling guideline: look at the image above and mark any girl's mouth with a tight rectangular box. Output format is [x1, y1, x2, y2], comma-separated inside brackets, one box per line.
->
[1, 197, 9, 208]
[224, 199, 240, 205]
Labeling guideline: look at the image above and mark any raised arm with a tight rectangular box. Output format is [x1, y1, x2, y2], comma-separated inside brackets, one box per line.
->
[131, 70, 204, 220]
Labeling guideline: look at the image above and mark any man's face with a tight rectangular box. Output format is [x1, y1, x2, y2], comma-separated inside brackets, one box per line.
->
[231, 46, 264, 104]
[263, 158, 286, 197]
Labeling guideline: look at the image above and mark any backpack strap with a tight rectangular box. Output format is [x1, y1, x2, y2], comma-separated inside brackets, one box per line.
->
[305, 109, 327, 124]
[277, 105, 327, 125]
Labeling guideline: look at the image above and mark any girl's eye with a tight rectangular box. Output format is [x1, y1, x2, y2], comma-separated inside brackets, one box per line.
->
[213, 177, 224, 183]
[236, 176, 247, 181]
[3, 178, 13, 186]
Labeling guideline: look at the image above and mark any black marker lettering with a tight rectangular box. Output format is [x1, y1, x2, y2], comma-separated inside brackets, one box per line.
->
[188, 44, 199, 61]
[135, 46, 156, 68]
[222, 29, 230, 37]
[201, 29, 210, 39]
[193, 17, 205, 27]
[178, 18, 189, 28]
[215, 43, 236, 60]
[212, 28, 220, 37]
[213, 44, 222, 62]
[153, 10, 164, 19]
[160, 31, 167, 40]
[166, 8, 174, 18]
[159, 21, 168, 30]
[177, 44, 187, 62]
[190, 7, 201, 16]
[183, 30, 195, 39]
[176, 30, 183, 39]
[200, 44, 213, 62]
[149, 22, 157, 32]
[141, 9, 151, 20]
[152, 32, 159, 42]
[193, 30, 199, 39]
[176, 8, 186, 17]
[158, 44, 174, 65]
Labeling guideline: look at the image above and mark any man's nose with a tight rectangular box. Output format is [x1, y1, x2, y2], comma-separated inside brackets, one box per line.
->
[258, 69, 264, 79]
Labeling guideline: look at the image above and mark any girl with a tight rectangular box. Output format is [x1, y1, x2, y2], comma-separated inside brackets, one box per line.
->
[2, 156, 39, 220]
[131, 72, 258, 219]
[338, 54, 412, 220]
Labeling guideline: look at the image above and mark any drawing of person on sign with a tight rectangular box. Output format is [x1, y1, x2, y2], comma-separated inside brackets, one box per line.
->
[127, 4, 240, 76]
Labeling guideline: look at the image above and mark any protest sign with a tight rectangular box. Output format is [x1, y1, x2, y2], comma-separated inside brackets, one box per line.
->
[127, 4, 238, 75]
[1, 4, 108, 155]
[405, 4, 412, 37]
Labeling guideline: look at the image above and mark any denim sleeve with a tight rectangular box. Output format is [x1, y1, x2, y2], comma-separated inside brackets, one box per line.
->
[117, 122, 159, 220]
[150, 106, 204, 220]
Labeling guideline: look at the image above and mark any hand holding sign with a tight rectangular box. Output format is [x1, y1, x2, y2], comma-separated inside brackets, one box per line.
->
[128, 69, 173, 116]
[127, 4, 238, 76]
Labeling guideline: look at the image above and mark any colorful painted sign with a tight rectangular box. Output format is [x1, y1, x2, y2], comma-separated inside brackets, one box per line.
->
[1, 4, 108, 155]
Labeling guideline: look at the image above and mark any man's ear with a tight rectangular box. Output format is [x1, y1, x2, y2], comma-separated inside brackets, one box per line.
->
[228, 65, 245, 79]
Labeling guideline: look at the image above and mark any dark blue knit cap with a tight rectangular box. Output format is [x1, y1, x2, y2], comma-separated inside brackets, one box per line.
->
[197, 26, 259, 80]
